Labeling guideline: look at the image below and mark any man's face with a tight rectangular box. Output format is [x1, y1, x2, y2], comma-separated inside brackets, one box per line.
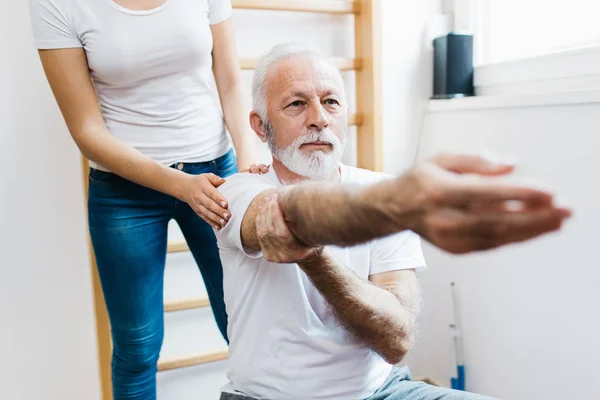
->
[262, 56, 349, 180]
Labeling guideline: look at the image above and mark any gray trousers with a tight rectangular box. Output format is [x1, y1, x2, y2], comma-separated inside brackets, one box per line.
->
[220, 366, 499, 400]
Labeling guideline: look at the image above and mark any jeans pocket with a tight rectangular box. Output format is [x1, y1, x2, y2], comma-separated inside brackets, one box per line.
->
[89, 168, 119, 186]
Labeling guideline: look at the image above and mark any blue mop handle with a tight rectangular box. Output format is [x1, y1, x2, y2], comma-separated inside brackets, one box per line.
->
[451, 365, 465, 391]
[450, 282, 466, 391]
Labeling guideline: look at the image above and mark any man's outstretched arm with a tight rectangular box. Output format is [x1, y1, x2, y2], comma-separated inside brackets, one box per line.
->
[241, 155, 571, 255]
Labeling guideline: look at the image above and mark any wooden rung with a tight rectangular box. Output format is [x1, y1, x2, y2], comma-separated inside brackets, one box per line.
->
[349, 113, 362, 126]
[164, 296, 210, 313]
[232, 0, 359, 14]
[240, 57, 362, 71]
[158, 349, 229, 372]
[167, 240, 189, 253]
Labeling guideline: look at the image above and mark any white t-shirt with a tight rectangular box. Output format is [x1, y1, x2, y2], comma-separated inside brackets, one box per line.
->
[29, 0, 233, 171]
[215, 165, 427, 400]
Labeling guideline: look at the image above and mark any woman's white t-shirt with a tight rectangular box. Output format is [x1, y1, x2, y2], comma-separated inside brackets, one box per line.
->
[29, 0, 234, 170]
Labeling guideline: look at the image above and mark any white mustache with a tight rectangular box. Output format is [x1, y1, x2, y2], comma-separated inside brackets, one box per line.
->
[295, 129, 340, 147]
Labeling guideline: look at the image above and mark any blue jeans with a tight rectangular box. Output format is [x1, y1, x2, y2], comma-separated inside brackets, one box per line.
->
[365, 366, 498, 400]
[88, 149, 238, 400]
[220, 367, 499, 400]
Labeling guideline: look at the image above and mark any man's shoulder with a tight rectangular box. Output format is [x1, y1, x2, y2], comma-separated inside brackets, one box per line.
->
[341, 165, 394, 185]
[219, 171, 277, 194]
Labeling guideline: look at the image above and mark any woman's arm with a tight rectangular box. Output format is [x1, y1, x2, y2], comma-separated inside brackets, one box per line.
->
[37, 48, 231, 229]
[211, 18, 264, 171]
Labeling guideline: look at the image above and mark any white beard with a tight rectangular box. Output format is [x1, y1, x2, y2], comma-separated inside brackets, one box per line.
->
[266, 125, 345, 181]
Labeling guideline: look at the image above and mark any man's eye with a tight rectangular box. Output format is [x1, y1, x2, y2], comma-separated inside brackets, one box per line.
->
[325, 99, 339, 105]
[290, 101, 303, 107]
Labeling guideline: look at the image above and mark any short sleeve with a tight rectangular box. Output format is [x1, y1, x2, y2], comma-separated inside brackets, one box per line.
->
[369, 231, 427, 276]
[208, 0, 233, 25]
[29, 0, 82, 49]
[215, 173, 276, 258]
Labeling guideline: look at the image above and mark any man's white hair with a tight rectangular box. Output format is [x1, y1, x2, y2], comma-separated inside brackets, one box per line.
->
[251, 42, 345, 121]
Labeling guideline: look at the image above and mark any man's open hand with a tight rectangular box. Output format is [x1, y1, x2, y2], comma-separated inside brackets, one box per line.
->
[400, 154, 572, 254]
[256, 194, 320, 263]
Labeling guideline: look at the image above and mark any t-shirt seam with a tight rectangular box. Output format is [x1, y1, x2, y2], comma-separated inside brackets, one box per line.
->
[34, 39, 83, 48]
[208, 0, 232, 25]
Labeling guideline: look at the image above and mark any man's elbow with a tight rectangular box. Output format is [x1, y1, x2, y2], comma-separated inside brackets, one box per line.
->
[381, 336, 413, 365]
[381, 347, 408, 365]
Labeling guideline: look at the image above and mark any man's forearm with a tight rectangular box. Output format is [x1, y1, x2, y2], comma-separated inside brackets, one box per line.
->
[278, 174, 421, 248]
[297, 249, 417, 365]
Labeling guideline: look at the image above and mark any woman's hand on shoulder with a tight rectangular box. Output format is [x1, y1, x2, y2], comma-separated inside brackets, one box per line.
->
[241, 164, 270, 174]
[181, 173, 231, 230]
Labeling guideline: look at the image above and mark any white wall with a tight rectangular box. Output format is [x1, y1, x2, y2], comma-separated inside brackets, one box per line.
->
[405, 98, 600, 399]
[380, 0, 442, 174]
[1, 2, 101, 400]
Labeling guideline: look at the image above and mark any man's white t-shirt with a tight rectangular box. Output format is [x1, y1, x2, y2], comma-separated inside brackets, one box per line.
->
[215, 165, 427, 400]
[29, 0, 233, 171]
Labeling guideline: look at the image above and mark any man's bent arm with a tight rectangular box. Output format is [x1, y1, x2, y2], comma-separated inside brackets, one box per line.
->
[298, 249, 421, 365]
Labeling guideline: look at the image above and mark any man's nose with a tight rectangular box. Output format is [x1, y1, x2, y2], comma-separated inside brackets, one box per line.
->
[307, 103, 329, 130]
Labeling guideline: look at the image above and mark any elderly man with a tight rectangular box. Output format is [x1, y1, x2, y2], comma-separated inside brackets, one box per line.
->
[213, 43, 570, 400]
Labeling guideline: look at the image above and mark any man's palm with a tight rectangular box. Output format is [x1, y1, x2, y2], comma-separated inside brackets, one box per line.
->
[409, 154, 571, 254]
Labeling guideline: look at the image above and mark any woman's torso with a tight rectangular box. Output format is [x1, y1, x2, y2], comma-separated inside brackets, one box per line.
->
[33, 0, 233, 169]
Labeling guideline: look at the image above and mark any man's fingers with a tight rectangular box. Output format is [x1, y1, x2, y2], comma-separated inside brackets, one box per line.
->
[255, 204, 267, 237]
[462, 208, 570, 251]
[268, 195, 290, 237]
[257, 196, 276, 235]
[446, 179, 555, 208]
[428, 205, 571, 254]
[263, 197, 278, 233]
[432, 154, 516, 176]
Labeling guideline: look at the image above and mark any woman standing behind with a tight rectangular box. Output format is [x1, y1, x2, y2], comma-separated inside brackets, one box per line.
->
[29, 0, 265, 398]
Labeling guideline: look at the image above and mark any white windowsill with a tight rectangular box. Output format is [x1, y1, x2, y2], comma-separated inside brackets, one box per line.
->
[427, 87, 600, 112]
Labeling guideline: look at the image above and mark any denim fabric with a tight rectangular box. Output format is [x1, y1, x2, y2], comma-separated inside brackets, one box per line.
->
[88, 149, 238, 400]
[365, 366, 499, 400]
[219, 366, 499, 400]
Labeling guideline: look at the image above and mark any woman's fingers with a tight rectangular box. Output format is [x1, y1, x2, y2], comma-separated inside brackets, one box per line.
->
[246, 164, 270, 174]
[201, 182, 230, 220]
[205, 173, 226, 188]
[184, 173, 230, 227]
[195, 204, 224, 229]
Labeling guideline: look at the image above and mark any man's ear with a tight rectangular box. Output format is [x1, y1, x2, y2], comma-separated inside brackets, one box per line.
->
[249, 111, 268, 144]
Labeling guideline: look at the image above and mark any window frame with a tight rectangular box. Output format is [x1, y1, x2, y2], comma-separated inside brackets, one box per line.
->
[458, 0, 600, 97]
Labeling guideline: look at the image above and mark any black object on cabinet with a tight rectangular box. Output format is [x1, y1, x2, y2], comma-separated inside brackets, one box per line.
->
[432, 33, 474, 99]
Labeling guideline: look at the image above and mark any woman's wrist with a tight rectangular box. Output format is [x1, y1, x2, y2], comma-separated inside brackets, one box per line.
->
[171, 169, 194, 203]
[151, 164, 191, 203]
